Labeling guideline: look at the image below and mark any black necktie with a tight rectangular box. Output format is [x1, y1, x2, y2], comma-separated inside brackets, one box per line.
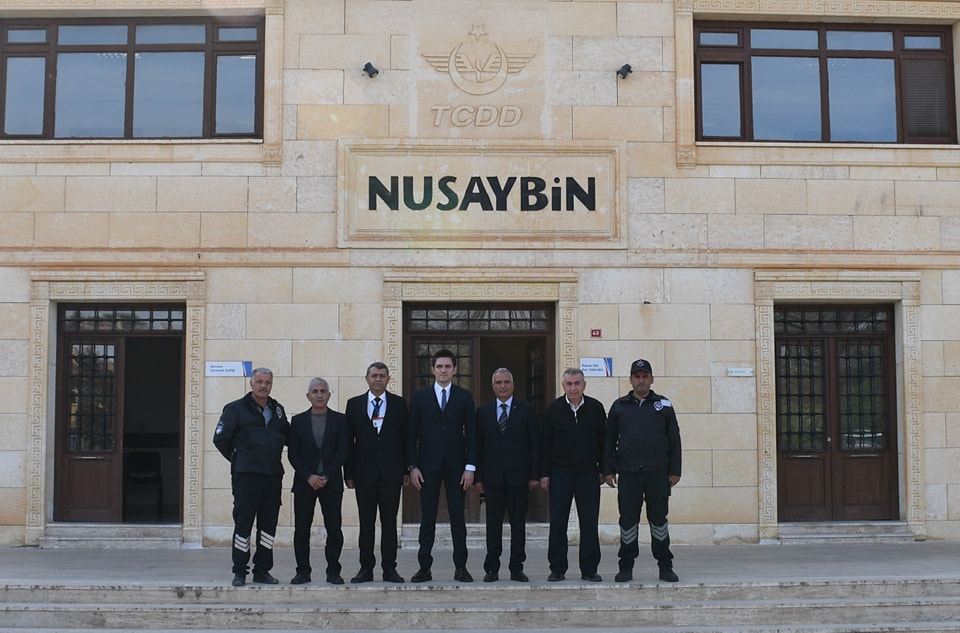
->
[372, 397, 382, 420]
[441, 388, 447, 411]
[498, 403, 508, 435]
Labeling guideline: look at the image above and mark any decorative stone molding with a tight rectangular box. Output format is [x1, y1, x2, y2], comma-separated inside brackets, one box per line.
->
[27, 272, 206, 547]
[754, 270, 924, 541]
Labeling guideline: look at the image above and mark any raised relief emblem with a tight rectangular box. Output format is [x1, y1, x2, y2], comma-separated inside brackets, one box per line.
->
[422, 25, 534, 96]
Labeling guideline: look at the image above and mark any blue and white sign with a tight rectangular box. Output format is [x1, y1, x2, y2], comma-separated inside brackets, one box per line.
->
[205, 361, 253, 377]
[580, 357, 613, 377]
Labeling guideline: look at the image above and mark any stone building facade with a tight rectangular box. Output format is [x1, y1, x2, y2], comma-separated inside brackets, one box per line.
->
[1, 0, 958, 549]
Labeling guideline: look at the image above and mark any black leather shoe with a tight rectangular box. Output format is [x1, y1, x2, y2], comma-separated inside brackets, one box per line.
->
[410, 567, 432, 583]
[351, 569, 374, 583]
[454, 567, 474, 582]
[510, 570, 529, 582]
[615, 569, 632, 583]
[547, 572, 565, 582]
[327, 574, 344, 585]
[252, 572, 279, 585]
[581, 573, 602, 582]
[290, 573, 311, 585]
[382, 569, 405, 583]
[659, 567, 679, 582]
[232, 573, 246, 587]
[483, 571, 498, 582]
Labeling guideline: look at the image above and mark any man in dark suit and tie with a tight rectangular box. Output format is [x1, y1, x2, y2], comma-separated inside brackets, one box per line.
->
[475, 368, 540, 583]
[344, 362, 408, 584]
[287, 377, 349, 585]
[406, 349, 478, 583]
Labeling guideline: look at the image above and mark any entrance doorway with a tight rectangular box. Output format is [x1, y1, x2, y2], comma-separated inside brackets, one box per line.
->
[54, 305, 184, 523]
[775, 305, 899, 521]
[401, 303, 555, 524]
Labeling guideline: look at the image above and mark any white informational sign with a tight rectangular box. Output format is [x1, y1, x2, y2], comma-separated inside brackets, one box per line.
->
[726, 367, 755, 377]
[580, 357, 613, 377]
[205, 361, 253, 377]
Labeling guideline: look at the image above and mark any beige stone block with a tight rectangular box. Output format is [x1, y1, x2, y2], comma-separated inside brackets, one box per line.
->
[64, 176, 156, 213]
[203, 343, 294, 383]
[760, 165, 849, 180]
[664, 268, 752, 305]
[925, 447, 960, 484]
[711, 376, 757, 414]
[298, 105, 390, 140]
[0, 414, 26, 451]
[296, 176, 337, 213]
[944, 217, 960, 251]
[299, 34, 391, 71]
[158, 176, 248, 213]
[807, 179, 895, 216]
[920, 270, 943, 305]
[710, 165, 760, 179]
[206, 304, 246, 342]
[925, 377, 960, 413]
[680, 448, 713, 487]
[922, 306, 960, 342]
[0, 307, 29, 343]
[923, 412, 947, 449]
[0, 215, 34, 248]
[196, 162, 263, 178]
[346, 0, 413, 34]
[249, 177, 297, 214]
[948, 484, 960, 521]
[205, 268, 294, 304]
[248, 213, 336, 249]
[293, 340, 390, 379]
[340, 303, 384, 339]
[200, 213, 248, 249]
[617, 2, 675, 38]
[34, 213, 109, 248]
[550, 106, 573, 139]
[108, 162, 200, 177]
[618, 304, 710, 341]
[391, 34, 411, 71]
[345, 67, 412, 108]
[292, 268, 383, 304]
[627, 142, 709, 178]
[922, 341, 944, 377]
[629, 177, 664, 212]
[572, 36, 663, 72]
[684, 413, 757, 451]
[926, 484, 947, 519]
[764, 215, 852, 250]
[0, 176, 65, 213]
[617, 71, 674, 107]
[284, 69, 344, 105]
[710, 305, 756, 341]
[247, 304, 339, 341]
[579, 304, 619, 340]
[0, 340, 28, 377]
[665, 341, 756, 379]
[895, 180, 960, 216]
[549, 2, 617, 36]
[671, 486, 757, 524]
[853, 217, 940, 251]
[0, 270, 28, 304]
[848, 166, 936, 181]
[707, 214, 764, 250]
[630, 212, 706, 250]
[736, 179, 806, 215]
[35, 163, 107, 176]
[665, 178, 735, 214]
[555, 72, 617, 106]
[942, 271, 960, 305]
[945, 342, 960, 377]
[651, 377, 710, 415]
[283, 0, 346, 67]
[548, 35, 574, 71]
[108, 213, 200, 249]
[0, 450, 23, 487]
[0, 487, 26, 525]
[712, 450, 758, 487]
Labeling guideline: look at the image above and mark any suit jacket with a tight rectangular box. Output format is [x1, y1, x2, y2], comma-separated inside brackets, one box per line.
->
[343, 390, 408, 486]
[288, 408, 349, 493]
[475, 398, 540, 487]
[406, 383, 477, 473]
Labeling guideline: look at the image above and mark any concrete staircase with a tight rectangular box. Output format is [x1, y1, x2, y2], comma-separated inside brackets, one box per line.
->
[777, 521, 918, 544]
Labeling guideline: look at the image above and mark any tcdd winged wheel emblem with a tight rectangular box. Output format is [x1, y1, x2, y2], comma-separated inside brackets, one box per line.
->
[422, 25, 535, 96]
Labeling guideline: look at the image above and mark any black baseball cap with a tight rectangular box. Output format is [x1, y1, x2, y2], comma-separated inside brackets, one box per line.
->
[630, 359, 653, 375]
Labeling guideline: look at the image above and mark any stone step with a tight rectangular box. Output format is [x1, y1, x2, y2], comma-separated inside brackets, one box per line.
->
[777, 521, 917, 544]
[14, 627, 960, 633]
[38, 524, 182, 550]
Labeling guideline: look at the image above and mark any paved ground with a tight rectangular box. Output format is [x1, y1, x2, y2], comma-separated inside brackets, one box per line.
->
[2, 540, 958, 586]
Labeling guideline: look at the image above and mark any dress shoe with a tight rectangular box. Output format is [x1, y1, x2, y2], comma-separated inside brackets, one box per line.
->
[410, 567, 432, 583]
[290, 573, 311, 585]
[382, 569, 405, 583]
[327, 574, 344, 585]
[252, 572, 279, 585]
[350, 569, 374, 583]
[454, 567, 474, 582]
[483, 571, 498, 582]
[658, 567, 679, 582]
[509, 570, 529, 582]
[615, 569, 633, 583]
[232, 573, 246, 587]
[547, 572, 565, 582]
[581, 573, 602, 582]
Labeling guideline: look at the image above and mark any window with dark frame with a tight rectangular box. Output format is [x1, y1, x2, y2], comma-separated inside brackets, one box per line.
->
[0, 16, 264, 140]
[695, 22, 956, 144]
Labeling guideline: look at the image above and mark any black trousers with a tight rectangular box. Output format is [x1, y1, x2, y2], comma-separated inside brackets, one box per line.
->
[231, 472, 282, 575]
[354, 477, 402, 572]
[293, 486, 344, 577]
[483, 482, 529, 573]
[546, 467, 601, 576]
[417, 467, 468, 569]
[616, 469, 673, 569]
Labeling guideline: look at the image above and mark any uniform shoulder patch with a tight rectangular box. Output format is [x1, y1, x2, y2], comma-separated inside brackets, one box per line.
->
[655, 398, 672, 410]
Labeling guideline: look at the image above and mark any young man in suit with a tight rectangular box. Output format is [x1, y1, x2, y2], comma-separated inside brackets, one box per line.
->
[406, 349, 478, 583]
[287, 377, 349, 585]
[475, 368, 540, 583]
[344, 362, 408, 584]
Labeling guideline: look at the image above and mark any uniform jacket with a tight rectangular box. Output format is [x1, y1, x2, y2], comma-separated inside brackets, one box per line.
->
[288, 408, 349, 493]
[475, 398, 540, 487]
[213, 392, 289, 476]
[406, 383, 477, 473]
[603, 389, 681, 477]
[539, 394, 606, 476]
[343, 390, 408, 486]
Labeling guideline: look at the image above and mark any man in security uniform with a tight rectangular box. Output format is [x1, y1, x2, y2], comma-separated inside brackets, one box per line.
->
[213, 367, 290, 586]
[603, 359, 682, 583]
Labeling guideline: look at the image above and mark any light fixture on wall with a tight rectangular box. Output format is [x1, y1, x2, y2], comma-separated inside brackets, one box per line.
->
[363, 62, 379, 78]
[617, 64, 632, 79]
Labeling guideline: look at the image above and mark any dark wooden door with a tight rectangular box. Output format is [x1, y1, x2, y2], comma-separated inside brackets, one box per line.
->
[776, 306, 898, 522]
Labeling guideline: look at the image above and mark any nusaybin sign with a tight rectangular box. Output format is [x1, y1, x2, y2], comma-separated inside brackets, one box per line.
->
[337, 140, 625, 249]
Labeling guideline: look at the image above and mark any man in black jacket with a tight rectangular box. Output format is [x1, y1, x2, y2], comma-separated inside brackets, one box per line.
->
[603, 359, 682, 583]
[344, 362, 408, 584]
[213, 367, 289, 587]
[475, 368, 539, 583]
[288, 377, 349, 585]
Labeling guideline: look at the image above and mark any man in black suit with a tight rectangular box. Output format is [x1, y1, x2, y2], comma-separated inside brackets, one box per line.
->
[475, 368, 539, 583]
[344, 362, 408, 584]
[287, 377, 349, 585]
[406, 349, 477, 583]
